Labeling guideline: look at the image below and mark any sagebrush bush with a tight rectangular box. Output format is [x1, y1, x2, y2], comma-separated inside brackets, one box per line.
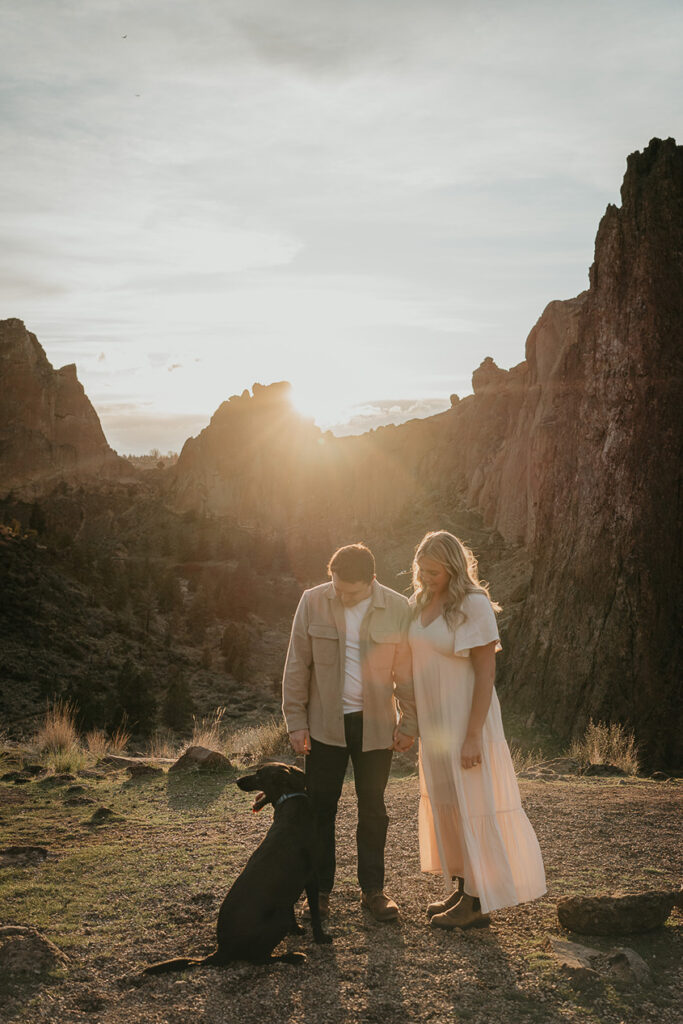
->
[569, 719, 640, 775]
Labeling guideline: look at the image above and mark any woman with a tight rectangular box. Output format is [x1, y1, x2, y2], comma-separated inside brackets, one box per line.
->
[409, 530, 546, 929]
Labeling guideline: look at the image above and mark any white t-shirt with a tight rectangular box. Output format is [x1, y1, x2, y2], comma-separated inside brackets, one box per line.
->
[342, 595, 372, 713]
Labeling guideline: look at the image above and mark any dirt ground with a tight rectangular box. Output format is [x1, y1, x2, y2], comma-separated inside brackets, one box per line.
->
[0, 763, 681, 1024]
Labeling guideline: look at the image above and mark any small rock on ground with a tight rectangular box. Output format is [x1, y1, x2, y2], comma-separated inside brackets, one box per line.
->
[558, 891, 676, 934]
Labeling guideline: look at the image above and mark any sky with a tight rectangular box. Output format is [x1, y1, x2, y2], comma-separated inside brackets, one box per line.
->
[1, 0, 681, 454]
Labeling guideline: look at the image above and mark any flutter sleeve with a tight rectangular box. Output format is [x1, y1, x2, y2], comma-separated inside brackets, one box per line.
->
[452, 591, 502, 658]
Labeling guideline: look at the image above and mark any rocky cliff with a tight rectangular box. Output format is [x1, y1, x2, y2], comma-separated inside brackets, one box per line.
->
[171, 138, 682, 766]
[0, 319, 126, 497]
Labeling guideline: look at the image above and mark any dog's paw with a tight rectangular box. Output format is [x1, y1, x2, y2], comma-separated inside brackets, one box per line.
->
[314, 932, 334, 945]
[278, 952, 307, 965]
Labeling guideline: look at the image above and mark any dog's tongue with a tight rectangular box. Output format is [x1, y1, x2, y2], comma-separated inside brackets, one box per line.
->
[251, 792, 269, 813]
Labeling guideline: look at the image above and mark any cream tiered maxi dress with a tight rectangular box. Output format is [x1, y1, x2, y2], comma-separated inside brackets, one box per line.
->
[409, 591, 546, 914]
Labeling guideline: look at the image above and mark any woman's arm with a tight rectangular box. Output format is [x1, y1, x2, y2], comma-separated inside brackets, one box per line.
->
[460, 640, 497, 769]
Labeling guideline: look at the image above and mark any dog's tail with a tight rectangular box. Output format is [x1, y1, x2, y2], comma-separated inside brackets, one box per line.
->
[143, 950, 222, 975]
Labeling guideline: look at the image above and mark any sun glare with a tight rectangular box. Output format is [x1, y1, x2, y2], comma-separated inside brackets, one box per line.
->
[290, 384, 353, 431]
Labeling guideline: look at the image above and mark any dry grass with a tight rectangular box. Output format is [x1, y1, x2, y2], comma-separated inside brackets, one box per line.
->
[190, 706, 227, 750]
[31, 701, 131, 772]
[569, 719, 640, 775]
[85, 725, 131, 757]
[108, 724, 131, 754]
[84, 728, 110, 757]
[33, 699, 79, 755]
[509, 744, 545, 773]
[144, 728, 180, 759]
[32, 699, 87, 771]
[227, 715, 291, 764]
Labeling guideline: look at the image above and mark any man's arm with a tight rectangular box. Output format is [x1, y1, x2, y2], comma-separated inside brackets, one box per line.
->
[282, 591, 313, 753]
[392, 604, 418, 751]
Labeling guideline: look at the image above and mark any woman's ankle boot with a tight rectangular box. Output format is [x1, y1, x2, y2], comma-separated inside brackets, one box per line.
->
[426, 877, 464, 919]
[429, 893, 491, 930]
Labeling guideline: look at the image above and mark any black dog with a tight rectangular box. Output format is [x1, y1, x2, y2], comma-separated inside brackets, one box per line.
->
[144, 763, 332, 973]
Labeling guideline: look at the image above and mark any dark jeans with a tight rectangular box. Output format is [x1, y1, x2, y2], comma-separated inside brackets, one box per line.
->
[305, 712, 393, 894]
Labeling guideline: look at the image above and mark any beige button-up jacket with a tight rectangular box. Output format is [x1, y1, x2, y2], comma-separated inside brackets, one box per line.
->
[282, 579, 417, 751]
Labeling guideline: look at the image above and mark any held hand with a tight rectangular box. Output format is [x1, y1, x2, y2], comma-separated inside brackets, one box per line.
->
[460, 733, 482, 770]
[289, 729, 311, 755]
[392, 727, 415, 753]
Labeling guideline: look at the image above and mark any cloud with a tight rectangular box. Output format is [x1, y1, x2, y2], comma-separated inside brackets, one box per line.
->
[328, 397, 452, 436]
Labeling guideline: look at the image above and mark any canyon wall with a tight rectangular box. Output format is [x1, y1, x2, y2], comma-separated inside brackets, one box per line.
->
[0, 318, 127, 497]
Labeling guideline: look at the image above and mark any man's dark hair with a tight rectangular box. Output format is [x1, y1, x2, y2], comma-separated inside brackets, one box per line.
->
[327, 543, 376, 583]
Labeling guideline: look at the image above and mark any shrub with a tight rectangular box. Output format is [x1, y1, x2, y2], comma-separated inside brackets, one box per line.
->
[110, 660, 157, 737]
[569, 719, 640, 775]
[162, 672, 195, 732]
[221, 621, 251, 679]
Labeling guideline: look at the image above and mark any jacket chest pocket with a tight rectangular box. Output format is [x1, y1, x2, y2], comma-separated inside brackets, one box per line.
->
[369, 627, 397, 669]
[308, 624, 339, 665]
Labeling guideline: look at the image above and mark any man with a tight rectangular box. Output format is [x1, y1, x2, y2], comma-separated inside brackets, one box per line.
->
[282, 543, 416, 922]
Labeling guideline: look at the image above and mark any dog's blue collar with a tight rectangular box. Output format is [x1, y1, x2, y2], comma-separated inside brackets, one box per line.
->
[275, 792, 309, 808]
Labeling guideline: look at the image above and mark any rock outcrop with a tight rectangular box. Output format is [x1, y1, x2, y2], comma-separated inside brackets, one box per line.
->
[170, 138, 682, 767]
[0, 318, 126, 497]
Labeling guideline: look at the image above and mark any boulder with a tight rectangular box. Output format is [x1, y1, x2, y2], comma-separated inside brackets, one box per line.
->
[169, 745, 232, 773]
[557, 891, 677, 935]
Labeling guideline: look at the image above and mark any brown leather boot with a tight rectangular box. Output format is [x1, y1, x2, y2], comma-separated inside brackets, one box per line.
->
[429, 893, 491, 930]
[426, 877, 464, 919]
[361, 890, 399, 921]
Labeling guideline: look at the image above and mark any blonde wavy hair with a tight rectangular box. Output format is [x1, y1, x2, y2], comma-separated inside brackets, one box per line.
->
[411, 530, 501, 629]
